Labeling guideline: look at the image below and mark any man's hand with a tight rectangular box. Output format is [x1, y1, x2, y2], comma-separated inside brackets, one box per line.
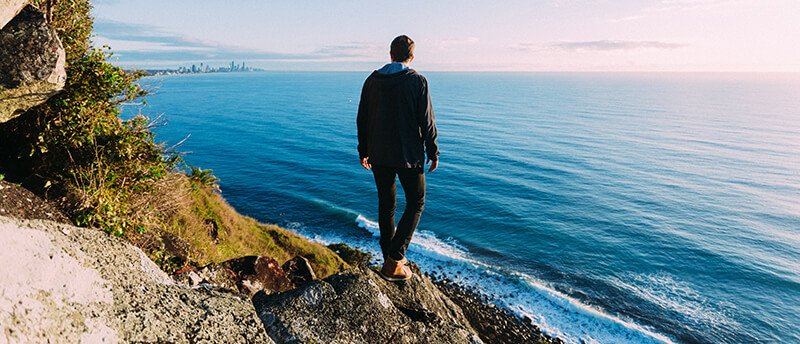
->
[427, 158, 438, 173]
[360, 157, 371, 170]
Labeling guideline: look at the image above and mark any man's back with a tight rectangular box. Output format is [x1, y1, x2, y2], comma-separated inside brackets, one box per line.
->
[357, 68, 438, 169]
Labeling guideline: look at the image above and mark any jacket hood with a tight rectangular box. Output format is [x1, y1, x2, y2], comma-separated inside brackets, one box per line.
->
[370, 69, 417, 90]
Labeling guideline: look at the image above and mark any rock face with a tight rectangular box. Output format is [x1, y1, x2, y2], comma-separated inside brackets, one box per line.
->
[0, 0, 27, 28]
[0, 4, 66, 123]
[0, 216, 271, 343]
[253, 264, 484, 344]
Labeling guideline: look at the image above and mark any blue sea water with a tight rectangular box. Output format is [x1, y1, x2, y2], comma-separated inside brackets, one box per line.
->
[135, 72, 800, 344]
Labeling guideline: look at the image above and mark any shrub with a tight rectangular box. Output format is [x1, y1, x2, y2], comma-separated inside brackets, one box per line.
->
[0, 0, 177, 235]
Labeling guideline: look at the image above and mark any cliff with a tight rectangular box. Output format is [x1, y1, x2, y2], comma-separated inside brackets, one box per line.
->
[0, 180, 561, 343]
[0, 2, 560, 343]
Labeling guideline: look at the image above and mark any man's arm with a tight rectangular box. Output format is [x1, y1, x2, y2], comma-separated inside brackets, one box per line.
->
[357, 77, 371, 169]
[417, 76, 439, 171]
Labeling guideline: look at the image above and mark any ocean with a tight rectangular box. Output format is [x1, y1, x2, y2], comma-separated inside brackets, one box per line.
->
[135, 72, 800, 344]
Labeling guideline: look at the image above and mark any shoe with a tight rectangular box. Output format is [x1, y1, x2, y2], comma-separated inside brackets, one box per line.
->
[378, 257, 413, 281]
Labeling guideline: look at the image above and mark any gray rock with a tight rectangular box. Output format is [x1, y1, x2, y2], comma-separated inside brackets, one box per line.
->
[281, 255, 316, 286]
[253, 265, 483, 344]
[0, 216, 272, 343]
[0, 5, 66, 122]
[0, 0, 27, 29]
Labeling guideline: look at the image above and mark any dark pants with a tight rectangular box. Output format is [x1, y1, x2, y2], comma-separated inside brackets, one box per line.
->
[371, 165, 426, 261]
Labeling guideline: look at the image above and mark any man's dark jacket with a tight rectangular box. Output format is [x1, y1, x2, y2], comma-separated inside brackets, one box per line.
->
[357, 69, 439, 169]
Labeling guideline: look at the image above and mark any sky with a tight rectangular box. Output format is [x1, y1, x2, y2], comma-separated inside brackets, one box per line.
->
[91, 0, 800, 72]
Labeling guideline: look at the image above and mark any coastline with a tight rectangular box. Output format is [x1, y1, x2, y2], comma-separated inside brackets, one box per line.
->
[0, 178, 561, 343]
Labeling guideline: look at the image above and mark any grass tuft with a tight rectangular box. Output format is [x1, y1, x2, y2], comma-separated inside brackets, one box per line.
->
[125, 173, 347, 277]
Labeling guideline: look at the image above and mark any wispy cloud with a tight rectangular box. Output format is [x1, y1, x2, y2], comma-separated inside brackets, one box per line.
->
[656, 0, 745, 11]
[438, 37, 480, 47]
[512, 40, 687, 52]
[549, 40, 687, 51]
[609, 0, 746, 22]
[93, 20, 374, 66]
[311, 42, 383, 59]
[607, 15, 647, 23]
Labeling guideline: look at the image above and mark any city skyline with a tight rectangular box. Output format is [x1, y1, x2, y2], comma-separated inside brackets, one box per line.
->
[93, 0, 800, 72]
[143, 61, 264, 76]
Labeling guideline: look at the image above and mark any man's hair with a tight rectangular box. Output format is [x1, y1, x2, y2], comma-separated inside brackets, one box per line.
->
[390, 35, 415, 63]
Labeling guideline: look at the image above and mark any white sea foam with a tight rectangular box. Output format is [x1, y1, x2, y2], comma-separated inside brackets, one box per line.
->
[608, 272, 740, 330]
[356, 215, 474, 262]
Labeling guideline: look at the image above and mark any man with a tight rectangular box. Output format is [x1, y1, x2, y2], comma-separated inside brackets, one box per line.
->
[357, 35, 439, 282]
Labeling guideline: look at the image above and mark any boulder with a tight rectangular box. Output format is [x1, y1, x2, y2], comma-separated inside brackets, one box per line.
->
[0, 4, 66, 123]
[253, 264, 483, 344]
[0, 216, 271, 343]
[174, 255, 294, 296]
[0, 0, 27, 29]
[281, 255, 316, 286]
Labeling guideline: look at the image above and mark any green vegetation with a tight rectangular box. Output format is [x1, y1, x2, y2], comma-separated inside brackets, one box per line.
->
[0, 0, 169, 236]
[189, 167, 220, 189]
[0, 0, 346, 277]
[125, 174, 346, 277]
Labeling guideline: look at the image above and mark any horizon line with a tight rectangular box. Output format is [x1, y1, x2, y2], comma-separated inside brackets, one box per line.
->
[133, 69, 800, 74]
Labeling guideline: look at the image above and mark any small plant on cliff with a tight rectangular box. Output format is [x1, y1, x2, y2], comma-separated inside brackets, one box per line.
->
[189, 167, 220, 189]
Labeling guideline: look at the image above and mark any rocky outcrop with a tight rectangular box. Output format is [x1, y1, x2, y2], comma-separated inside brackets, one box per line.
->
[0, 216, 271, 343]
[253, 264, 484, 344]
[0, 176, 554, 343]
[0, 0, 27, 28]
[0, 4, 66, 122]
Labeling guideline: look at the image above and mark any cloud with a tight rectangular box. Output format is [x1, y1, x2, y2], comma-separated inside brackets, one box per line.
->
[656, 0, 744, 11]
[512, 40, 687, 52]
[549, 40, 687, 51]
[438, 37, 480, 46]
[607, 15, 646, 23]
[311, 42, 383, 58]
[92, 19, 357, 67]
[609, 0, 746, 22]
